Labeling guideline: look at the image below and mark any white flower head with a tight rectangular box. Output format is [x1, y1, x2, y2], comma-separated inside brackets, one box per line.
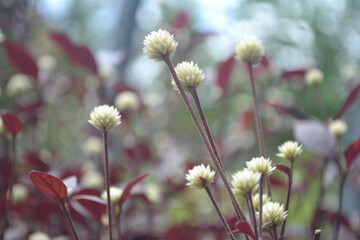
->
[185, 164, 215, 189]
[305, 68, 323, 85]
[329, 119, 347, 138]
[231, 169, 261, 196]
[252, 193, 270, 212]
[276, 141, 303, 161]
[12, 183, 28, 204]
[101, 186, 123, 204]
[82, 136, 102, 155]
[88, 105, 121, 131]
[114, 91, 140, 111]
[262, 202, 287, 227]
[37, 55, 56, 71]
[6, 73, 32, 96]
[99, 65, 116, 79]
[235, 36, 265, 64]
[29, 231, 51, 240]
[143, 29, 178, 61]
[171, 61, 205, 93]
[246, 156, 275, 177]
[81, 171, 104, 189]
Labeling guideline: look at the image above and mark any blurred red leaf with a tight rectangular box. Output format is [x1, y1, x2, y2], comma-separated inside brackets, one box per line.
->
[275, 164, 291, 178]
[232, 221, 255, 239]
[119, 172, 151, 205]
[70, 188, 106, 221]
[29, 171, 68, 203]
[217, 55, 235, 95]
[172, 10, 188, 30]
[23, 152, 49, 172]
[3, 41, 39, 80]
[281, 69, 306, 79]
[265, 102, 308, 119]
[269, 176, 287, 188]
[163, 225, 197, 240]
[50, 31, 98, 75]
[345, 138, 360, 169]
[1, 111, 22, 137]
[334, 82, 360, 119]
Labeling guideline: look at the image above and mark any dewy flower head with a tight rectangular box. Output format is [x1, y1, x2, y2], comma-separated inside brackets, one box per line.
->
[252, 193, 270, 212]
[185, 164, 215, 189]
[231, 169, 261, 196]
[101, 186, 123, 204]
[143, 29, 178, 61]
[276, 141, 303, 161]
[246, 156, 275, 177]
[235, 35, 265, 64]
[171, 61, 205, 93]
[114, 91, 140, 111]
[305, 68, 324, 85]
[262, 201, 287, 228]
[329, 119, 347, 138]
[88, 105, 121, 132]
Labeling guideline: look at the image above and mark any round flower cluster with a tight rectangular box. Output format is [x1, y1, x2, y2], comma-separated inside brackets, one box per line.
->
[252, 193, 270, 212]
[276, 141, 303, 161]
[231, 169, 260, 196]
[185, 164, 215, 189]
[101, 186, 123, 204]
[172, 61, 205, 93]
[305, 68, 323, 85]
[143, 29, 178, 61]
[329, 119, 347, 138]
[262, 202, 287, 228]
[88, 105, 121, 132]
[235, 36, 265, 64]
[114, 91, 140, 111]
[246, 156, 275, 177]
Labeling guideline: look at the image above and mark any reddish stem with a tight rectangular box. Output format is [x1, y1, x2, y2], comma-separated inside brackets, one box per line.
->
[61, 203, 80, 240]
[280, 159, 294, 239]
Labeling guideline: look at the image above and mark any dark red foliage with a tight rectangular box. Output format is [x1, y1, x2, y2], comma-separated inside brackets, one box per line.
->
[163, 225, 198, 240]
[23, 152, 49, 172]
[25, 196, 62, 223]
[345, 138, 360, 169]
[29, 171, 68, 203]
[232, 221, 255, 239]
[0, 156, 12, 195]
[119, 172, 151, 205]
[50, 31, 98, 75]
[275, 164, 291, 178]
[3, 41, 39, 80]
[124, 141, 152, 163]
[334, 82, 360, 119]
[264, 102, 309, 119]
[17, 98, 43, 125]
[281, 69, 306, 80]
[172, 10, 188, 30]
[269, 176, 287, 188]
[1, 111, 22, 137]
[217, 55, 235, 95]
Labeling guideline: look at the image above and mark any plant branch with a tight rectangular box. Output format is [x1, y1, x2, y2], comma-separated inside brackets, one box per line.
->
[259, 175, 264, 239]
[280, 159, 294, 239]
[248, 193, 259, 240]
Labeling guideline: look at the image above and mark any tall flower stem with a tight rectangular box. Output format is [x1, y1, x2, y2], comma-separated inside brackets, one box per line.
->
[163, 54, 247, 223]
[204, 186, 236, 240]
[61, 203, 80, 240]
[273, 226, 278, 240]
[259, 175, 264, 238]
[280, 159, 294, 239]
[247, 193, 259, 240]
[247, 63, 272, 200]
[102, 131, 113, 240]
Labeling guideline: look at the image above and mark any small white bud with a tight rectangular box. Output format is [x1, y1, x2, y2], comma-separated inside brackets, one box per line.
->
[37, 55, 56, 71]
[171, 61, 205, 93]
[235, 36, 265, 64]
[329, 119, 347, 138]
[28, 231, 51, 240]
[99, 65, 116, 79]
[262, 202, 287, 227]
[276, 141, 303, 161]
[6, 74, 32, 96]
[305, 68, 323, 85]
[88, 105, 121, 132]
[143, 29, 178, 61]
[81, 171, 104, 189]
[114, 91, 140, 111]
[82, 137, 102, 156]
[12, 183, 28, 204]
[231, 169, 261, 196]
[101, 186, 123, 204]
[246, 156, 275, 177]
[185, 164, 215, 189]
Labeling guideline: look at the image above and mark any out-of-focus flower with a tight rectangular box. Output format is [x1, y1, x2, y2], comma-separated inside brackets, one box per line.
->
[6, 74, 32, 96]
[305, 68, 323, 85]
[88, 105, 121, 132]
[114, 91, 140, 111]
[99, 65, 116, 79]
[12, 183, 28, 204]
[144, 183, 162, 203]
[329, 119, 347, 138]
[0, 118, 4, 134]
[231, 169, 260, 196]
[37, 55, 56, 71]
[246, 156, 275, 177]
[252, 193, 270, 212]
[171, 61, 205, 93]
[276, 141, 303, 161]
[341, 64, 358, 82]
[262, 202, 287, 227]
[0, 28, 5, 43]
[82, 137, 102, 156]
[81, 171, 104, 189]
[28, 231, 51, 240]
[235, 36, 265, 64]
[143, 29, 178, 61]
[101, 186, 123, 204]
[185, 164, 215, 189]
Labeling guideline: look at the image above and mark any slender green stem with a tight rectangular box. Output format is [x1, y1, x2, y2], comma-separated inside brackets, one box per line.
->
[259, 175, 264, 238]
[102, 131, 113, 240]
[61, 203, 80, 240]
[247, 193, 258, 240]
[163, 54, 248, 224]
[205, 186, 236, 240]
[280, 159, 294, 239]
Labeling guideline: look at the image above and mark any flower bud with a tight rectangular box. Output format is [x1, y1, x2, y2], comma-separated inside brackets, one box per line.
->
[246, 156, 275, 177]
[172, 61, 205, 93]
[37, 55, 56, 71]
[305, 68, 323, 85]
[262, 202, 287, 227]
[81, 171, 104, 189]
[88, 105, 121, 132]
[185, 164, 215, 189]
[276, 141, 303, 161]
[329, 119, 347, 138]
[82, 136, 102, 155]
[235, 36, 265, 64]
[231, 169, 260, 196]
[143, 29, 178, 61]
[101, 186, 123, 204]
[114, 91, 140, 111]
[29, 231, 51, 240]
[12, 184, 28, 204]
[6, 74, 32, 96]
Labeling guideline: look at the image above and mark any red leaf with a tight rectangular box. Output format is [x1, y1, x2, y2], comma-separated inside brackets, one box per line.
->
[70, 189, 106, 221]
[217, 55, 235, 95]
[172, 10, 188, 30]
[1, 111, 22, 137]
[265, 102, 308, 119]
[232, 221, 255, 239]
[275, 164, 291, 178]
[281, 69, 306, 79]
[50, 31, 98, 75]
[3, 41, 39, 80]
[29, 171, 68, 203]
[345, 138, 360, 169]
[119, 172, 151, 205]
[335, 82, 360, 119]
[23, 152, 49, 172]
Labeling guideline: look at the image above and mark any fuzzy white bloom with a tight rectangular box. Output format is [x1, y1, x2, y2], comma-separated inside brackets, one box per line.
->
[99, 65, 116, 79]
[235, 36, 265, 64]
[115, 91, 140, 111]
[262, 202, 287, 227]
[88, 105, 121, 131]
[305, 68, 323, 85]
[329, 119, 347, 138]
[143, 29, 178, 61]
[12, 183, 28, 204]
[82, 136, 102, 155]
[246, 157, 275, 177]
[231, 169, 261, 196]
[101, 186, 123, 204]
[6, 74, 32, 96]
[342, 64, 358, 81]
[252, 193, 270, 212]
[144, 183, 162, 203]
[171, 61, 205, 93]
[0, 28, 5, 43]
[81, 171, 104, 189]
[276, 141, 303, 160]
[185, 164, 215, 189]
[37, 55, 56, 71]
[28, 231, 51, 240]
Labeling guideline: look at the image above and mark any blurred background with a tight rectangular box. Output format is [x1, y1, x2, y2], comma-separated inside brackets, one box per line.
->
[1, 0, 360, 239]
